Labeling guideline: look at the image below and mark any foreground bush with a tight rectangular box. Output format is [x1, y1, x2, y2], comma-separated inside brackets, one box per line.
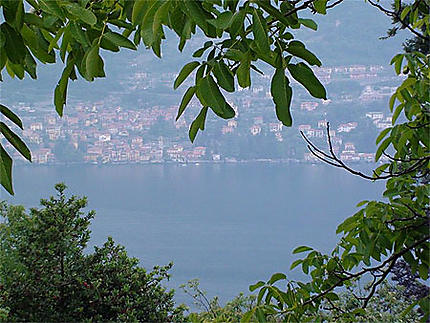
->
[0, 183, 185, 322]
[182, 279, 421, 323]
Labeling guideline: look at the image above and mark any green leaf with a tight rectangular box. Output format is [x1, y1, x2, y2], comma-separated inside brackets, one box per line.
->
[271, 68, 292, 127]
[375, 137, 391, 161]
[356, 200, 369, 207]
[288, 63, 327, 99]
[418, 263, 429, 280]
[389, 93, 397, 112]
[48, 27, 64, 53]
[374, 164, 389, 178]
[237, 54, 251, 88]
[252, 9, 270, 54]
[241, 308, 256, 323]
[39, 0, 64, 19]
[0, 104, 23, 129]
[314, 0, 327, 14]
[1, 23, 26, 64]
[255, 307, 266, 323]
[189, 107, 208, 143]
[3, 0, 24, 30]
[208, 11, 233, 29]
[196, 75, 234, 119]
[100, 36, 120, 52]
[419, 297, 430, 321]
[109, 19, 134, 30]
[401, 298, 421, 318]
[176, 86, 195, 121]
[21, 27, 55, 64]
[23, 50, 37, 79]
[392, 103, 404, 124]
[103, 32, 136, 50]
[298, 18, 318, 30]
[302, 261, 309, 274]
[64, 3, 97, 25]
[325, 292, 339, 301]
[392, 54, 404, 75]
[286, 41, 321, 67]
[70, 22, 90, 47]
[268, 273, 286, 285]
[184, 0, 213, 37]
[153, 0, 170, 41]
[140, 0, 161, 48]
[192, 47, 208, 58]
[7, 61, 24, 79]
[85, 45, 105, 81]
[290, 259, 303, 270]
[257, 287, 267, 304]
[398, 77, 416, 91]
[174, 61, 200, 89]
[195, 65, 205, 82]
[293, 246, 313, 254]
[54, 58, 75, 116]
[225, 48, 244, 61]
[400, 6, 411, 20]
[375, 127, 391, 145]
[259, 1, 292, 28]
[0, 122, 31, 161]
[249, 281, 265, 292]
[213, 61, 234, 92]
[221, 103, 235, 119]
[229, 9, 245, 38]
[326, 258, 337, 271]
[0, 144, 13, 195]
[60, 25, 71, 63]
[132, 0, 148, 25]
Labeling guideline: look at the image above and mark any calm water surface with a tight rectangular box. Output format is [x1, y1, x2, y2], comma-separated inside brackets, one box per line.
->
[3, 163, 384, 305]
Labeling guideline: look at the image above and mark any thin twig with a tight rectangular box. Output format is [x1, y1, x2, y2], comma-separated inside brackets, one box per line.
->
[367, 0, 429, 41]
[302, 122, 429, 181]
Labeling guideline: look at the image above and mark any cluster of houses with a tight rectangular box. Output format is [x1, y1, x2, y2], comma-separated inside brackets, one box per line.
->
[304, 141, 375, 163]
[299, 120, 375, 163]
[11, 104, 178, 164]
[5, 95, 389, 165]
[359, 85, 397, 103]
[365, 111, 392, 129]
[9, 101, 383, 165]
[4, 61, 398, 166]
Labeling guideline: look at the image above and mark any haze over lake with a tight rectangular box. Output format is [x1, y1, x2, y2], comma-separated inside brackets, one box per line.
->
[4, 163, 385, 304]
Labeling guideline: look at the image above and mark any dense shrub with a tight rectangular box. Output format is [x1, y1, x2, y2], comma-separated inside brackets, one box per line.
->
[0, 183, 185, 322]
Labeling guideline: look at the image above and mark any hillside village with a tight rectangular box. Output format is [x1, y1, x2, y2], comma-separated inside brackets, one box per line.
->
[3, 63, 400, 165]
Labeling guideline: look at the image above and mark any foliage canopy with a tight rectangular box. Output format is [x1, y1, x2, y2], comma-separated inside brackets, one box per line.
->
[0, 183, 186, 321]
[0, 0, 343, 194]
[240, 1, 430, 321]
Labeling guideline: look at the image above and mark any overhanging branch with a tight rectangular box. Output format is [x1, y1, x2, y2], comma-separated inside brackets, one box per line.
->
[301, 122, 429, 181]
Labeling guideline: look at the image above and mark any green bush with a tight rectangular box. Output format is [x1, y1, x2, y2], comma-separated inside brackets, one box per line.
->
[183, 279, 422, 323]
[181, 279, 256, 323]
[0, 183, 185, 322]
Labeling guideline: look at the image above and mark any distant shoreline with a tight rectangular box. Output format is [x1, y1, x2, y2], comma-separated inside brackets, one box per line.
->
[14, 158, 380, 168]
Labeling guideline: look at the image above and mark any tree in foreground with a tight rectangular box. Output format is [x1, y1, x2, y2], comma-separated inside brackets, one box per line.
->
[0, 183, 186, 322]
[241, 1, 429, 321]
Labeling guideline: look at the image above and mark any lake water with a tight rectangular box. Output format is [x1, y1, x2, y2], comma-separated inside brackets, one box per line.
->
[2, 163, 385, 305]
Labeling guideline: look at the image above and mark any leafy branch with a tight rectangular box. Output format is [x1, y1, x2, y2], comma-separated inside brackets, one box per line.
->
[300, 122, 429, 181]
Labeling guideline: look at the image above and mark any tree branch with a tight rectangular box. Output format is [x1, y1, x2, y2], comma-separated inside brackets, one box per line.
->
[298, 234, 430, 308]
[301, 122, 429, 181]
[367, 0, 429, 41]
